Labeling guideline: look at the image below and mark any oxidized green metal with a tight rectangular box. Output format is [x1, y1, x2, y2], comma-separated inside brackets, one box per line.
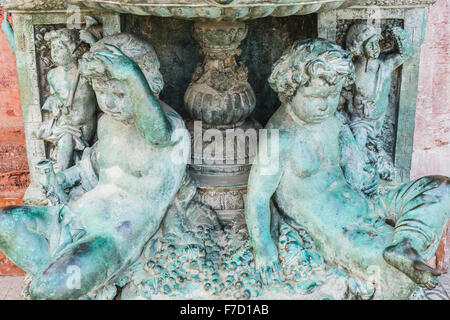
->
[245, 38, 449, 299]
[0, 33, 190, 299]
[0, 0, 447, 301]
[1, 12, 15, 53]
[342, 23, 413, 182]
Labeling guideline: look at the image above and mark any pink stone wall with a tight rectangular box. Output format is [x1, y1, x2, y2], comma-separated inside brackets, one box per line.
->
[0, 8, 29, 200]
[411, 0, 450, 272]
[411, 0, 450, 179]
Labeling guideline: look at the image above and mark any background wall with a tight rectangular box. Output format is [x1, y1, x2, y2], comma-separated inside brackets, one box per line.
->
[0, 8, 28, 201]
[411, 0, 449, 179]
[123, 14, 317, 125]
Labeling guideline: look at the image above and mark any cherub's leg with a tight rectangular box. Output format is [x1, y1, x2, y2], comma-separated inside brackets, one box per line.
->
[381, 176, 450, 289]
[29, 235, 123, 300]
[57, 133, 75, 171]
[0, 205, 57, 274]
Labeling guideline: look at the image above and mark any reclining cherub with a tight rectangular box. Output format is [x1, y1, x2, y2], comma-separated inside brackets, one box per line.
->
[245, 38, 449, 299]
[0, 33, 190, 299]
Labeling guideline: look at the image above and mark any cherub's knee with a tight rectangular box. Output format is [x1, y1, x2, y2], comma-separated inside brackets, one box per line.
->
[0, 206, 18, 235]
[29, 236, 123, 300]
[419, 175, 450, 198]
[29, 270, 82, 300]
[0, 205, 19, 217]
[29, 278, 52, 300]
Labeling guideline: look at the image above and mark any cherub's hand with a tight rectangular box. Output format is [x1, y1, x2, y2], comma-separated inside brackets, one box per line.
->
[362, 165, 380, 198]
[51, 103, 61, 118]
[94, 44, 142, 82]
[386, 27, 411, 57]
[253, 239, 284, 285]
[79, 30, 97, 46]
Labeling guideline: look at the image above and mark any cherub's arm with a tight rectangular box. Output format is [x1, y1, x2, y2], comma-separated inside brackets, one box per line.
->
[245, 130, 287, 284]
[56, 143, 99, 192]
[125, 69, 172, 146]
[246, 160, 283, 250]
[41, 95, 62, 114]
[339, 119, 379, 198]
[384, 27, 413, 71]
[95, 45, 172, 146]
[42, 72, 64, 115]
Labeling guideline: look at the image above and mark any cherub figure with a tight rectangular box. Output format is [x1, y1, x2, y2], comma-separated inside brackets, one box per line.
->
[0, 33, 190, 299]
[342, 23, 412, 181]
[37, 28, 97, 171]
[245, 38, 449, 299]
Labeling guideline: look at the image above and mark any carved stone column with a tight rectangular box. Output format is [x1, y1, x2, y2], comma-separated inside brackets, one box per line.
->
[184, 21, 260, 223]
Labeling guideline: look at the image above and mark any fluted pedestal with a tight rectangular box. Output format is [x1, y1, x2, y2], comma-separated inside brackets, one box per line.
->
[184, 21, 260, 223]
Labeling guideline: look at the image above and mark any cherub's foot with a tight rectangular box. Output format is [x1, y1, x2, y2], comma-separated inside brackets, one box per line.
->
[383, 239, 441, 290]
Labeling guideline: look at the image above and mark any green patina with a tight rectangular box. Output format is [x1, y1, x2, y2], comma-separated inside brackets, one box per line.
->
[0, 33, 190, 299]
[245, 38, 449, 299]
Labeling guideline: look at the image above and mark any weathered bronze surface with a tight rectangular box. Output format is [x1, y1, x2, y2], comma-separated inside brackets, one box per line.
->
[245, 38, 449, 299]
[0, 0, 446, 300]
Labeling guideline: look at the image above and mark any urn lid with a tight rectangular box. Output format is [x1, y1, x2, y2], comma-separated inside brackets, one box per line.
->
[1, 0, 360, 20]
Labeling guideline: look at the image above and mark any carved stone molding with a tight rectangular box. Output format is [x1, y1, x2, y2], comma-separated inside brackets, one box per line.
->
[0, 0, 364, 19]
[358, 0, 436, 6]
[1, 0, 67, 10]
[66, 1, 360, 20]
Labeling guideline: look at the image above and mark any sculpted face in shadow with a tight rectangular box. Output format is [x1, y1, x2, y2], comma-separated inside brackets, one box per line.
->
[91, 79, 133, 122]
[245, 38, 449, 299]
[0, 33, 190, 300]
[290, 77, 341, 124]
[36, 28, 97, 172]
[342, 23, 413, 181]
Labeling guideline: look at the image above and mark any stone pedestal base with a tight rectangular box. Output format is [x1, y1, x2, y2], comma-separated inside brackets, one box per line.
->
[187, 118, 261, 224]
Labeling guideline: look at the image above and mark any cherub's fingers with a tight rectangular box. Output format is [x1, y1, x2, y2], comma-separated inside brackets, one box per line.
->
[266, 267, 273, 286]
[363, 183, 377, 193]
[273, 262, 284, 282]
[104, 43, 124, 55]
[94, 50, 116, 59]
[94, 54, 113, 67]
[260, 267, 268, 285]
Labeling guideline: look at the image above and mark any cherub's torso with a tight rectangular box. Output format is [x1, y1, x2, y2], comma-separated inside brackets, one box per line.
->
[351, 57, 392, 122]
[269, 107, 395, 283]
[268, 107, 376, 232]
[47, 66, 96, 127]
[69, 112, 189, 238]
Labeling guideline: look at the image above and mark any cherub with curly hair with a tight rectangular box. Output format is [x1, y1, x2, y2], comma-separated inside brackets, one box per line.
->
[245, 38, 449, 299]
[0, 33, 190, 299]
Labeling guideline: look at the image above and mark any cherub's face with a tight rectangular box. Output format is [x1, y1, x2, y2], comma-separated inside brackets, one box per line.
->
[92, 78, 133, 122]
[50, 39, 74, 66]
[363, 35, 381, 60]
[290, 77, 342, 124]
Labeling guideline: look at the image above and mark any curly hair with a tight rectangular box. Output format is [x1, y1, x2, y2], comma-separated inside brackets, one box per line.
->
[345, 23, 381, 57]
[80, 33, 164, 96]
[268, 38, 355, 103]
[44, 28, 79, 52]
